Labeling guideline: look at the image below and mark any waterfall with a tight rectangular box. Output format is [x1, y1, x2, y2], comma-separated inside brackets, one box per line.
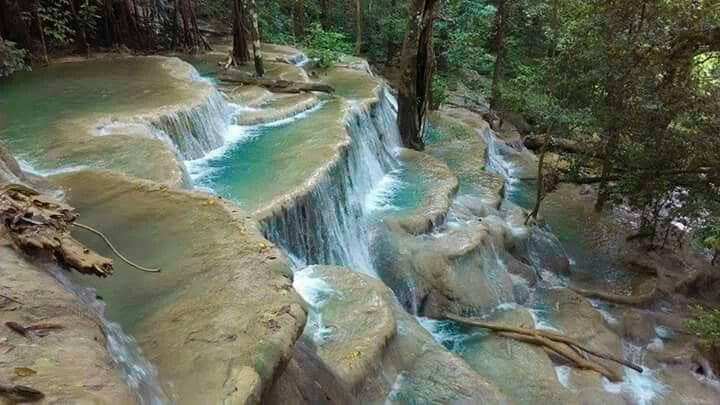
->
[147, 89, 233, 160]
[262, 88, 401, 274]
[94, 68, 234, 162]
[49, 266, 168, 405]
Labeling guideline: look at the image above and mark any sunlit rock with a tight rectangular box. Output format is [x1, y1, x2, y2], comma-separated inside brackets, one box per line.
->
[52, 170, 307, 405]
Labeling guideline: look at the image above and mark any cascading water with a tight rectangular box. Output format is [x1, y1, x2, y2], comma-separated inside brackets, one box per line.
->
[147, 88, 233, 160]
[49, 266, 168, 405]
[262, 89, 402, 274]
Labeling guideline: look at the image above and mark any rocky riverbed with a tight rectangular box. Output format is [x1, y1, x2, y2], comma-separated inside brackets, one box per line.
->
[0, 42, 718, 404]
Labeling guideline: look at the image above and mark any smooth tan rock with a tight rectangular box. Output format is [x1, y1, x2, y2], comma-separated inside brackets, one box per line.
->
[279, 266, 508, 404]
[0, 244, 137, 404]
[461, 308, 575, 405]
[52, 170, 307, 405]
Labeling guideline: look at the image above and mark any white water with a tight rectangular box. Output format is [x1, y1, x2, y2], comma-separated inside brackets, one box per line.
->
[262, 88, 402, 275]
[602, 343, 669, 405]
[185, 100, 328, 183]
[293, 267, 338, 344]
[48, 266, 168, 404]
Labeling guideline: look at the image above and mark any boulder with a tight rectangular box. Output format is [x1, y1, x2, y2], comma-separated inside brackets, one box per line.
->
[540, 288, 625, 378]
[278, 266, 509, 404]
[621, 309, 657, 345]
[375, 220, 516, 318]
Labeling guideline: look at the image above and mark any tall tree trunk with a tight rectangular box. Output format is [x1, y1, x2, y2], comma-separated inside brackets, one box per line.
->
[320, 0, 333, 29]
[104, 0, 119, 47]
[34, 7, 49, 65]
[527, 142, 548, 224]
[248, 0, 264, 76]
[396, 0, 441, 151]
[293, 0, 305, 40]
[69, 0, 89, 56]
[232, 0, 250, 64]
[490, 0, 510, 110]
[354, 0, 362, 54]
[595, 126, 619, 211]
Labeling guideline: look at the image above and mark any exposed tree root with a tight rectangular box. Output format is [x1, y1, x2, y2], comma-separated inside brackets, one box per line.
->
[445, 313, 643, 382]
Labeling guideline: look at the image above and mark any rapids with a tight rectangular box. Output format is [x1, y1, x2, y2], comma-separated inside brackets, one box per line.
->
[3, 46, 718, 404]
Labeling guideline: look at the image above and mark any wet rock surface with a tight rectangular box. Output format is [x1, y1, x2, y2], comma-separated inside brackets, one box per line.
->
[283, 265, 509, 404]
[0, 244, 137, 404]
[52, 170, 307, 405]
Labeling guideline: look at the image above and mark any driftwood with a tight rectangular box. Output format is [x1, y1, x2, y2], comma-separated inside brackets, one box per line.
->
[445, 313, 643, 382]
[570, 285, 659, 306]
[524, 135, 595, 155]
[0, 383, 44, 402]
[217, 70, 335, 94]
[0, 183, 113, 277]
[0, 183, 160, 277]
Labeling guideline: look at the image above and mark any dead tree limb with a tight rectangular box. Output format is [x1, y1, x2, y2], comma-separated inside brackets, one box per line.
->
[0, 383, 44, 402]
[444, 313, 642, 381]
[0, 183, 160, 277]
[218, 70, 334, 93]
[0, 183, 113, 277]
[569, 285, 659, 306]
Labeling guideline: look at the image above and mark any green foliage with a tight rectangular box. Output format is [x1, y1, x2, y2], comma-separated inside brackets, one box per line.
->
[30, 0, 76, 47]
[431, 75, 449, 107]
[304, 23, 352, 68]
[0, 39, 28, 78]
[685, 305, 720, 343]
[439, 0, 496, 75]
[77, 0, 102, 42]
[695, 222, 720, 258]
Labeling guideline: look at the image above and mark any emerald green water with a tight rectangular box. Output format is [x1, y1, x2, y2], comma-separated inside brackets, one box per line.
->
[385, 165, 430, 216]
[0, 57, 193, 171]
[189, 98, 347, 211]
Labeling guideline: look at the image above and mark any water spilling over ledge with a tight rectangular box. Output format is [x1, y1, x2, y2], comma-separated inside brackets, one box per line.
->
[3, 46, 719, 403]
[261, 86, 402, 273]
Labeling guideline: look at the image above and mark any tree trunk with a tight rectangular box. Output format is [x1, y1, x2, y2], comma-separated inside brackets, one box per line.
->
[527, 145, 547, 224]
[34, 8, 49, 65]
[293, 0, 305, 39]
[595, 125, 619, 211]
[69, 0, 90, 56]
[354, 0, 362, 54]
[490, 0, 510, 110]
[232, 0, 250, 64]
[247, 0, 264, 77]
[396, 0, 441, 151]
[320, 0, 333, 29]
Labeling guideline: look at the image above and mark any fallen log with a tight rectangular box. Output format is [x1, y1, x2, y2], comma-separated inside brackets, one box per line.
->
[0, 183, 113, 277]
[217, 70, 335, 94]
[0, 183, 160, 277]
[0, 383, 44, 402]
[444, 313, 642, 381]
[569, 285, 659, 306]
[523, 135, 598, 156]
[502, 331, 622, 382]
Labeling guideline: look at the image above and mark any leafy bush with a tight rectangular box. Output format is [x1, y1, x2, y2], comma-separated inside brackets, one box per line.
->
[685, 305, 720, 343]
[431, 75, 449, 108]
[304, 23, 352, 68]
[0, 39, 28, 78]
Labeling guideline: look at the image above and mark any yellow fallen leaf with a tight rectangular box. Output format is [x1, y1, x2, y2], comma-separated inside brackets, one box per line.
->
[14, 367, 37, 377]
